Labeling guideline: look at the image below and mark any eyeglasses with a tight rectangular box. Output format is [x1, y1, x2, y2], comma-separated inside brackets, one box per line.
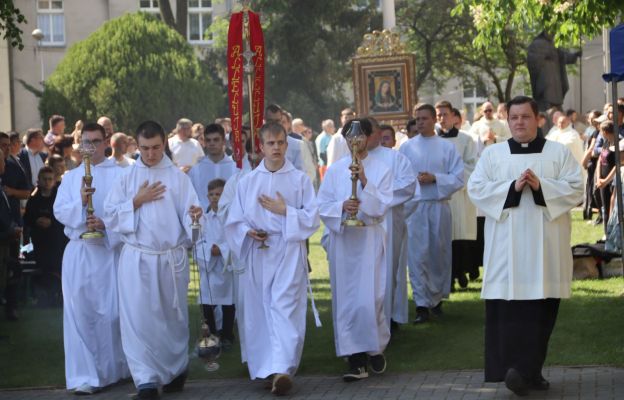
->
[82, 139, 103, 146]
[483, 109, 493, 113]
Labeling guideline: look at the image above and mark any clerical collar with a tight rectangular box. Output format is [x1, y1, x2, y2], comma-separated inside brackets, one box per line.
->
[507, 136, 546, 154]
[436, 126, 458, 138]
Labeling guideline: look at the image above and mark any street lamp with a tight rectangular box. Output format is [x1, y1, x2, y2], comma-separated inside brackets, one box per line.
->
[31, 28, 45, 84]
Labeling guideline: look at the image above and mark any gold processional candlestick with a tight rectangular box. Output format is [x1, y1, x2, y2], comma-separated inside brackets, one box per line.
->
[79, 141, 104, 239]
[343, 121, 365, 227]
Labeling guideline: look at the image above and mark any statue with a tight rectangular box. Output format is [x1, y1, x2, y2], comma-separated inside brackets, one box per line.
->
[527, 32, 581, 111]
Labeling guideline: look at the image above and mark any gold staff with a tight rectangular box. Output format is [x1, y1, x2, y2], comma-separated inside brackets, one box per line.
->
[79, 140, 104, 239]
[343, 121, 365, 227]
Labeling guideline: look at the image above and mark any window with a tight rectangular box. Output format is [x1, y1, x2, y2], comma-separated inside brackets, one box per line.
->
[37, 0, 65, 46]
[188, 0, 212, 44]
[139, 0, 159, 10]
[139, 0, 161, 20]
[462, 80, 489, 122]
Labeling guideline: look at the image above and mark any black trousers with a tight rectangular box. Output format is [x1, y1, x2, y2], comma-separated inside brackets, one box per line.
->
[484, 298, 560, 382]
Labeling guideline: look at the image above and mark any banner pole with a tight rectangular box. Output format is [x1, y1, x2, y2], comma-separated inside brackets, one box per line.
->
[611, 79, 624, 278]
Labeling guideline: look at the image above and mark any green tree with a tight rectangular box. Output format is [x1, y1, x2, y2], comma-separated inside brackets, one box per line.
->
[1, 0, 27, 50]
[39, 12, 224, 132]
[205, 0, 381, 127]
[454, 0, 624, 48]
[397, 0, 531, 103]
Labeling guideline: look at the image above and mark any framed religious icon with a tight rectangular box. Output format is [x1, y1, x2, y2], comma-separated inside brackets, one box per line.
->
[352, 54, 417, 121]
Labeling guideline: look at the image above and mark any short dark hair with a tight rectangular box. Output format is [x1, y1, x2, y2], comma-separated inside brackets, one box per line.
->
[7, 131, 20, 144]
[259, 122, 287, 143]
[379, 124, 395, 135]
[0, 132, 8, 141]
[265, 103, 283, 115]
[38, 166, 55, 179]
[565, 109, 577, 117]
[451, 108, 462, 118]
[46, 154, 65, 167]
[207, 178, 226, 192]
[49, 115, 65, 128]
[136, 120, 166, 142]
[204, 123, 225, 139]
[507, 96, 539, 117]
[81, 122, 106, 139]
[406, 118, 417, 132]
[26, 128, 43, 145]
[415, 104, 436, 118]
[600, 120, 615, 134]
[434, 100, 453, 111]
[342, 118, 373, 137]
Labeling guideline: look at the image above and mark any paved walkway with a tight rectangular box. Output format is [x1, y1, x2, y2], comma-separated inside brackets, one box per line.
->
[1, 366, 622, 399]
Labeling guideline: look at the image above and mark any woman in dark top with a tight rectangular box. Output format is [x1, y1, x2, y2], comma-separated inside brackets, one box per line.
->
[596, 121, 617, 235]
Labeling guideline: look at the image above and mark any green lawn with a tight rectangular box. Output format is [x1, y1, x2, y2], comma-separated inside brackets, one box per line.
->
[1, 211, 622, 388]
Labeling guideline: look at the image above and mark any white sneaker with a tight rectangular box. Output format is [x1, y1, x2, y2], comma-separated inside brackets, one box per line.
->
[74, 384, 99, 395]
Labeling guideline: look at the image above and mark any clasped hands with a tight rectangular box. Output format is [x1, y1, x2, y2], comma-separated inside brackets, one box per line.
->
[515, 168, 540, 192]
[417, 171, 436, 185]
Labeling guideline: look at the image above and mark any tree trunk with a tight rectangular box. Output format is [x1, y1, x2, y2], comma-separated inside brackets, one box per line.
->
[176, 0, 188, 39]
[158, 0, 176, 29]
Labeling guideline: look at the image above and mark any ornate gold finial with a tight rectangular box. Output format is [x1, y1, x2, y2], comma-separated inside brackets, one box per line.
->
[356, 29, 406, 57]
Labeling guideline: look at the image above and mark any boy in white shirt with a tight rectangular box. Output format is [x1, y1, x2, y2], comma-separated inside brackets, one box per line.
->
[197, 178, 236, 348]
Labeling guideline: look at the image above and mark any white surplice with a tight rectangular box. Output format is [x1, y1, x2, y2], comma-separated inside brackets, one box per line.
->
[470, 117, 511, 145]
[188, 155, 238, 210]
[168, 136, 204, 168]
[196, 209, 233, 305]
[225, 159, 319, 379]
[53, 158, 129, 390]
[217, 167, 251, 363]
[326, 131, 350, 166]
[318, 155, 393, 357]
[368, 146, 416, 325]
[467, 139, 583, 300]
[102, 156, 199, 387]
[400, 135, 464, 308]
[438, 130, 478, 240]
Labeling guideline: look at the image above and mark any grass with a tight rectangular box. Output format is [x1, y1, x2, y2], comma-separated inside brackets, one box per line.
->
[1, 211, 622, 388]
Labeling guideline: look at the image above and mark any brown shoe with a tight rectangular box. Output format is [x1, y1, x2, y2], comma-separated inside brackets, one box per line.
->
[271, 374, 292, 396]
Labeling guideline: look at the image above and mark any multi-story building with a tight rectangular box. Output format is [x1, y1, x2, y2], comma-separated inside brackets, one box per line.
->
[1, 2, 622, 133]
[1, 0, 233, 133]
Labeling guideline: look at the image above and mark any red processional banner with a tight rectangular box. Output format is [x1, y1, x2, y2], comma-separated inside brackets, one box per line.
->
[227, 10, 264, 168]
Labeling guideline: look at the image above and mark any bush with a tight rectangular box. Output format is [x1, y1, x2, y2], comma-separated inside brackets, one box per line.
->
[39, 12, 225, 133]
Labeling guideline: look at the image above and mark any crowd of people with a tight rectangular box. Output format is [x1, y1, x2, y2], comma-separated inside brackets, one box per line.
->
[4, 93, 612, 398]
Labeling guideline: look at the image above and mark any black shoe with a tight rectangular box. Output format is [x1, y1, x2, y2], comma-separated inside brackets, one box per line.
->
[413, 307, 429, 324]
[343, 353, 368, 382]
[369, 354, 386, 374]
[530, 375, 550, 391]
[431, 302, 443, 316]
[457, 274, 468, 288]
[343, 366, 368, 382]
[162, 370, 187, 393]
[504, 368, 529, 396]
[133, 388, 159, 399]
[468, 269, 479, 281]
[390, 320, 399, 334]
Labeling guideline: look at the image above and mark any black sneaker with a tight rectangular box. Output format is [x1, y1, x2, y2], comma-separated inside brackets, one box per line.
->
[343, 365, 368, 382]
[132, 388, 159, 399]
[369, 354, 386, 374]
[431, 302, 443, 316]
[413, 307, 430, 324]
[162, 370, 187, 393]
